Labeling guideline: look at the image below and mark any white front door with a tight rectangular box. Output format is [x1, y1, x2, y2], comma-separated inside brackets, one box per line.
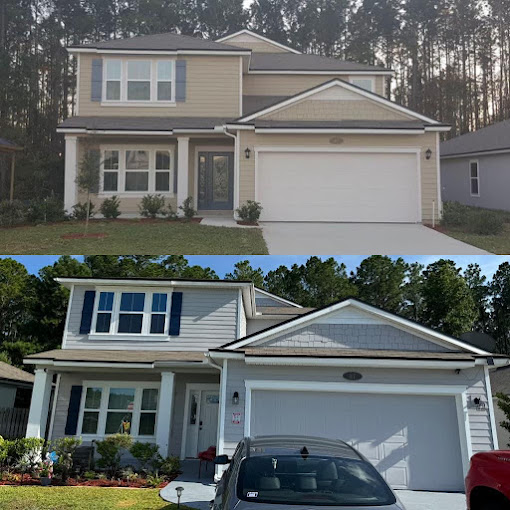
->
[184, 386, 220, 457]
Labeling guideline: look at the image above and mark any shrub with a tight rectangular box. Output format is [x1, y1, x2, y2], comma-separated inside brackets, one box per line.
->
[179, 196, 196, 219]
[146, 473, 164, 488]
[100, 196, 121, 219]
[83, 470, 96, 480]
[441, 201, 471, 228]
[0, 200, 26, 227]
[12, 438, 45, 474]
[165, 205, 178, 220]
[51, 436, 82, 481]
[72, 201, 95, 220]
[95, 434, 133, 477]
[25, 197, 66, 224]
[139, 194, 165, 218]
[469, 210, 504, 235]
[130, 442, 159, 474]
[157, 455, 181, 476]
[236, 200, 262, 224]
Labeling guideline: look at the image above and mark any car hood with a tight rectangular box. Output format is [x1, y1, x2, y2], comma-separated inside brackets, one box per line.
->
[232, 501, 406, 510]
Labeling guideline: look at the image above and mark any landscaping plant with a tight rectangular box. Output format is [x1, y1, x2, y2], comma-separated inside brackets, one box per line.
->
[236, 200, 263, 224]
[165, 204, 178, 220]
[25, 197, 66, 224]
[75, 149, 100, 232]
[179, 196, 196, 219]
[95, 434, 133, 478]
[139, 194, 166, 218]
[72, 201, 95, 221]
[0, 200, 26, 227]
[496, 392, 510, 447]
[129, 442, 159, 474]
[99, 196, 121, 219]
[51, 436, 82, 481]
[156, 455, 181, 476]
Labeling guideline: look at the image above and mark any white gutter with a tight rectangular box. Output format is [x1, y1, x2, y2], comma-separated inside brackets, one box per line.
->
[56, 277, 252, 289]
[67, 48, 252, 56]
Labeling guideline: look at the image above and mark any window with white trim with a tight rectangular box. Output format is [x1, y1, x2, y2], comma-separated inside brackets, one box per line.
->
[92, 290, 172, 336]
[349, 78, 374, 92]
[470, 160, 480, 196]
[79, 383, 159, 438]
[100, 147, 173, 195]
[103, 59, 175, 103]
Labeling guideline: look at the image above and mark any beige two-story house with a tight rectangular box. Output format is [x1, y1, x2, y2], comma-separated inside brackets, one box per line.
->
[58, 29, 449, 223]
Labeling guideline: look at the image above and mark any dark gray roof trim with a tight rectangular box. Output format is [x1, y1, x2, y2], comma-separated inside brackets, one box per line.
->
[69, 32, 246, 52]
[441, 119, 510, 157]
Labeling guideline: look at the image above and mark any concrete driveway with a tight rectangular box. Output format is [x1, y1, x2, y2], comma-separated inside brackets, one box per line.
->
[261, 222, 489, 255]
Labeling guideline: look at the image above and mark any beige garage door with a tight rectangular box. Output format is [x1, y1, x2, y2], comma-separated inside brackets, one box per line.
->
[256, 150, 420, 222]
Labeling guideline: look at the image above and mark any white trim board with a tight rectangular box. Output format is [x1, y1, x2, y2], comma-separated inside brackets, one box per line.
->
[216, 29, 301, 55]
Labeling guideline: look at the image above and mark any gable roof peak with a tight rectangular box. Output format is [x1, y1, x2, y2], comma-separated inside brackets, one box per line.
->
[216, 29, 301, 54]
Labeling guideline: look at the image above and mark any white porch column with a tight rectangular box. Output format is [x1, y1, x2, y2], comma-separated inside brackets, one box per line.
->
[156, 371, 175, 457]
[177, 137, 190, 213]
[64, 135, 78, 212]
[26, 368, 54, 438]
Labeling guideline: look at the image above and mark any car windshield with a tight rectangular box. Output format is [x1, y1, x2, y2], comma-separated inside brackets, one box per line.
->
[237, 454, 396, 506]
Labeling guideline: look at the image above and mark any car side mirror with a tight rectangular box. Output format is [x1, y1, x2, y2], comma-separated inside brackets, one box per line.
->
[214, 455, 231, 465]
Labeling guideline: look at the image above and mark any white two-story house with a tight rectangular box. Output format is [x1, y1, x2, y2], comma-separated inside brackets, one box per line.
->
[25, 277, 506, 492]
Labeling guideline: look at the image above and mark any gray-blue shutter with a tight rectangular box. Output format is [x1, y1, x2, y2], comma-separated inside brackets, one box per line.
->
[169, 292, 183, 335]
[175, 61, 187, 102]
[79, 291, 96, 334]
[91, 59, 103, 102]
[65, 385, 83, 435]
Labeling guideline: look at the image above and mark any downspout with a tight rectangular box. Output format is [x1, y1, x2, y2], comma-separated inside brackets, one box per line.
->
[223, 126, 239, 218]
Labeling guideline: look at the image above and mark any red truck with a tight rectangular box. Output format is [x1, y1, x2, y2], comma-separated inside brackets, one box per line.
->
[466, 451, 510, 510]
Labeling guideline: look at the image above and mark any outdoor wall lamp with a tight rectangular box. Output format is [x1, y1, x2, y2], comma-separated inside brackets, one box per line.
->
[425, 148, 432, 160]
[176, 486, 184, 508]
[232, 391, 239, 405]
[245, 147, 251, 159]
[469, 396, 486, 410]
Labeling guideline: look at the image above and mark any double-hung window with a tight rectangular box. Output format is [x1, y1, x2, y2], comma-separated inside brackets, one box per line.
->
[470, 160, 480, 196]
[79, 383, 159, 438]
[103, 59, 175, 103]
[125, 150, 149, 192]
[92, 289, 171, 336]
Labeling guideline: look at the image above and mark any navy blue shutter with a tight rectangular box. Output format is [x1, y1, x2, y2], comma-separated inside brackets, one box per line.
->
[169, 292, 183, 335]
[175, 61, 187, 102]
[91, 59, 103, 102]
[79, 291, 96, 334]
[65, 385, 83, 435]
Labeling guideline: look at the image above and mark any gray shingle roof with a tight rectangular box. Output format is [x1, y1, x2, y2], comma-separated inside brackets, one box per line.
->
[441, 119, 510, 157]
[242, 95, 289, 116]
[249, 53, 391, 72]
[0, 361, 34, 384]
[257, 306, 314, 315]
[253, 119, 427, 130]
[70, 32, 247, 52]
[491, 365, 510, 395]
[58, 116, 230, 131]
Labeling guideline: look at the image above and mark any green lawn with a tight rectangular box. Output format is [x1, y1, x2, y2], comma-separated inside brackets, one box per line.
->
[0, 220, 268, 255]
[0, 486, 190, 510]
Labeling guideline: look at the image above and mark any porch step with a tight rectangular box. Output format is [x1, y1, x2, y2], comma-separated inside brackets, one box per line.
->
[198, 210, 233, 217]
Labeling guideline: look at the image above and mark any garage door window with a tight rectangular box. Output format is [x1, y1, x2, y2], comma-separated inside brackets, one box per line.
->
[237, 455, 395, 506]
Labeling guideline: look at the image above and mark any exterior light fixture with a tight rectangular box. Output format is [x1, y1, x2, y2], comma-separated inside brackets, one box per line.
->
[425, 148, 432, 160]
[232, 391, 239, 405]
[175, 486, 184, 508]
[244, 147, 251, 159]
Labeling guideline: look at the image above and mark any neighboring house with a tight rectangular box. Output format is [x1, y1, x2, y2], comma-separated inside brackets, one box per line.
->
[0, 361, 34, 409]
[490, 365, 510, 449]
[57, 29, 449, 223]
[24, 277, 508, 492]
[441, 119, 510, 211]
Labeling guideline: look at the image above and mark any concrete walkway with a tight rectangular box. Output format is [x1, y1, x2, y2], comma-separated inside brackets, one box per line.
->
[160, 461, 467, 510]
[262, 222, 490, 255]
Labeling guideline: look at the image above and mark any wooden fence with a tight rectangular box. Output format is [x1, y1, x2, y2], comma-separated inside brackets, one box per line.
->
[0, 407, 29, 439]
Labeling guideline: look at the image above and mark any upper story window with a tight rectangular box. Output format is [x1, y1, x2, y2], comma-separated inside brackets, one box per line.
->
[103, 59, 175, 104]
[350, 77, 374, 92]
[92, 290, 171, 336]
[470, 160, 480, 196]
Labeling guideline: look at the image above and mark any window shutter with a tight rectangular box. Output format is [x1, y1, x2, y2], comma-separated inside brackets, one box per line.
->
[79, 290, 96, 334]
[91, 59, 103, 102]
[169, 292, 183, 335]
[65, 385, 83, 435]
[175, 61, 187, 102]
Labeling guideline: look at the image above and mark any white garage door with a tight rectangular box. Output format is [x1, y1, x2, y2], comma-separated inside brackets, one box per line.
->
[256, 151, 420, 222]
[250, 390, 464, 491]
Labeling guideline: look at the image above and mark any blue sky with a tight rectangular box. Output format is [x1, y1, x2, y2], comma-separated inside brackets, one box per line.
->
[2, 255, 510, 279]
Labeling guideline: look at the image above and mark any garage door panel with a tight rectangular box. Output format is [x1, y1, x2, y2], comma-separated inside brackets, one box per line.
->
[250, 390, 464, 491]
[257, 151, 420, 222]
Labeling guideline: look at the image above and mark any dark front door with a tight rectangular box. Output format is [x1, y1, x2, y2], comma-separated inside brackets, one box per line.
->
[197, 152, 234, 210]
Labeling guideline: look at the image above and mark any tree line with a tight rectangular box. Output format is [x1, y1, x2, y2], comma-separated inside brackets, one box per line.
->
[2, 255, 510, 371]
[2, 0, 510, 199]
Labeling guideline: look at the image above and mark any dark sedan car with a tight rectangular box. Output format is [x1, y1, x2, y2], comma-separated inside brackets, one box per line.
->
[212, 435, 406, 509]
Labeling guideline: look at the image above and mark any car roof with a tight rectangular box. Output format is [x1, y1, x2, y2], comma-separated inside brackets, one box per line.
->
[245, 435, 362, 460]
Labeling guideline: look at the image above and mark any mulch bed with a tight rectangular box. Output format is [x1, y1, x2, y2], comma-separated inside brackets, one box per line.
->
[236, 220, 259, 226]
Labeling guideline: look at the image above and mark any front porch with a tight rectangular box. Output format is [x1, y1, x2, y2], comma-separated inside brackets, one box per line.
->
[63, 131, 237, 218]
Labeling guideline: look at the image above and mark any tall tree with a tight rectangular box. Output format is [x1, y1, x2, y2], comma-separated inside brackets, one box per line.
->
[225, 260, 264, 287]
[489, 262, 510, 354]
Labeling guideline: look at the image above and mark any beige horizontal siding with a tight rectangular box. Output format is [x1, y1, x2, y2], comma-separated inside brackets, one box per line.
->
[78, 53, 241, 117]
[239, 130, 439, 223]
[243, 74, 385, 97]
[260, 99, 412, 121]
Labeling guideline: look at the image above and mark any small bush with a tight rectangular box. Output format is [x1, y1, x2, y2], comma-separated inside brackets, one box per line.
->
[146, 473, 164, 488]
[0, 200, 26, 227]
[441, 201, 471, 228]
[236, 200, 262, 224]
[139, 194, 165, 218]
[25, 197, 66, 224]
[100, 196, 121, 219]
[72, 201, 95, 220]
[165, 205, 178, 220]
[95, 434, 133, 478]
[470, 210, 504, 235]
[83, 470, 96, 480]
[157, 455, 181, 476]
[130, 442, 159, 474]
[51, 436, 82, 481]
[179, 196, 196, 219]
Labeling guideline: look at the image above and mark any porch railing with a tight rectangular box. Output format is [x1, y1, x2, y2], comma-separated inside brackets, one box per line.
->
[0, 407, 29, 439]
